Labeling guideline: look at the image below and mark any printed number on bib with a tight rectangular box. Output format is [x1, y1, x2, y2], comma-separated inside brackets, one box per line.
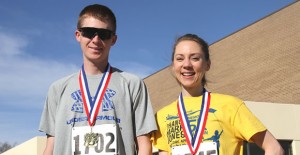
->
[72, 124, 117, 155]
[172, 142, 217, 155]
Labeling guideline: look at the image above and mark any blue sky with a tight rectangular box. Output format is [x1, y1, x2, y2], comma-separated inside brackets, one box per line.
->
[0, 0, 294, 145]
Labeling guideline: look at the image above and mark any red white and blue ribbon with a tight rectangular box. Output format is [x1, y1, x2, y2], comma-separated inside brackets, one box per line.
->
[177, 89, 211, 155]
[79, 64, 112, 126]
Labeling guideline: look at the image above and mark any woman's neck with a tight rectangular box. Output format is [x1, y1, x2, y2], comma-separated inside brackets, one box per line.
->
[181, 86, 204, 97]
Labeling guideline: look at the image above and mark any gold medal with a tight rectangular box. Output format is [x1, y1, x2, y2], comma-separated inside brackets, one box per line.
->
[84, 127, 99, 147]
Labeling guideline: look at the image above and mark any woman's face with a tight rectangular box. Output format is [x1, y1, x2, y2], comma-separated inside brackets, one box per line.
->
[172, 40, 210, 90]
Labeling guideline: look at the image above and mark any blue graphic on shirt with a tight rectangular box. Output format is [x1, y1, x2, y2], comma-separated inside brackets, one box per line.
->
[204, 130, 223, 150]
[67, 115, 121, 124]
[101, 89, 116, 111]
[166, 108, 216, 120]
[71, 90, 83, 113]
[71, 89, 116, 113]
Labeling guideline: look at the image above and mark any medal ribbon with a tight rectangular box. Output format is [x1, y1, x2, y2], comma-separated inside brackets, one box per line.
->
[79, 64, 112, 126]
[177, 89, 211, 155]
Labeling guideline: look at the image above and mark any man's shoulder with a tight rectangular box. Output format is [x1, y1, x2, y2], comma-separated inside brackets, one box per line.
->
[49, 72, 78, 88]
[111, 67, 142, 83]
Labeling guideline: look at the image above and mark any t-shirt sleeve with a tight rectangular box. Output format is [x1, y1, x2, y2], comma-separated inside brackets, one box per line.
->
[38, 83, 58, 136]
[233, 102, 267, 141]
[151, 110, 170, 152]
[133, 80, 157, 136]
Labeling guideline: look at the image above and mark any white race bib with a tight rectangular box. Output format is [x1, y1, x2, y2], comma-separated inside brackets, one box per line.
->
[72, 124, 117, 155]
[172, 142, 217, 155]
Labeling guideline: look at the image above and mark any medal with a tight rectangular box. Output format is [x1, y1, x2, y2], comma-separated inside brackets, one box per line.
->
[79, 63, 112, 146]
[84, 127, 99, 147]
[177, 89, 211, 155]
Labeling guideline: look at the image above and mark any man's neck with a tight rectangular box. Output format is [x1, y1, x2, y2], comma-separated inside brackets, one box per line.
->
[83, 61, 108, 75]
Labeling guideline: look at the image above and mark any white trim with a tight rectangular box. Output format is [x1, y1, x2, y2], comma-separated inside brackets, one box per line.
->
[245, 101, 300, 154]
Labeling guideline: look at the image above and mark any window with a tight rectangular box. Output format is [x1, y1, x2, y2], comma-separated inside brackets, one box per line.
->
[243, 140, 293, 155]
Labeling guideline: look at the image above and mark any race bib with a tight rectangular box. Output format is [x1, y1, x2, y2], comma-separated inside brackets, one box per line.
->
[172, 142, 217, 155]
[72, 124, 117, 155]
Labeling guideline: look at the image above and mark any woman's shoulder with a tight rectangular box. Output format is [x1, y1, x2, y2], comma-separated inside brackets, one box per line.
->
[210, 93, 244, 107]
[156, 100, 178, 115]
[211, 93, 242, 100]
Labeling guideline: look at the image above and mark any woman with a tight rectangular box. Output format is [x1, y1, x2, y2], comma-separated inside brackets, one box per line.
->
[152, 34, 284, 155]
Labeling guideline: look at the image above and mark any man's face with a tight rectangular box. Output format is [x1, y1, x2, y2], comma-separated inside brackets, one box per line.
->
[75, 17, 117, 66]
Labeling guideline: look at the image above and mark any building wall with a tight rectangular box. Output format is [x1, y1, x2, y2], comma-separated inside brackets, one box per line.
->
[244, 101, 300, 154]
[206, 1, 300, 104]
[1, 137, 46, 155]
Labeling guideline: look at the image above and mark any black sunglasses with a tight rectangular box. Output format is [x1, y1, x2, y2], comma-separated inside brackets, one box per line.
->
[78, 27, 115, 40]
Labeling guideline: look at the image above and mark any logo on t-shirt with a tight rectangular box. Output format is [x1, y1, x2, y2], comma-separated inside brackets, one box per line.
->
[165, 108, 222, 150]
[71, 89, 116, 113]
[67, 89, 120, 125]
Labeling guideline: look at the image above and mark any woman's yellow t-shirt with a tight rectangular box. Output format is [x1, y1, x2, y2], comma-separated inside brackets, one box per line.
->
[152, 93, 266, 155]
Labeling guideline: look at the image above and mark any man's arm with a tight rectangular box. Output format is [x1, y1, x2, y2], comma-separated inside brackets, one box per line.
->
[251, 130, 284, 155]
[43, 135, 54, 155]
[158, 150, 168, 155]
[136, 134, 152, 155]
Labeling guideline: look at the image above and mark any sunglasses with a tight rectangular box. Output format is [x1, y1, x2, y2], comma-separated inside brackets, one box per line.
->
[78, 27, 115, 40]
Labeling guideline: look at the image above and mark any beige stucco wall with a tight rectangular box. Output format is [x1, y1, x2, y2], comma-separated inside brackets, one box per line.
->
[1, 136, 46, 155]
[245, 101, 300, 140]
[245, 101, 300, 154]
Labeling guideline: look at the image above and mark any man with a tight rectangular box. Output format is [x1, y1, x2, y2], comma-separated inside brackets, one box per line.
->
[39, 4, 157, 155]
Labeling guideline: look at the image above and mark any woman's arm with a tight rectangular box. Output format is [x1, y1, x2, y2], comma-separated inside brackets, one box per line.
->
[43, 135, 54, 155]
[251, 130, 284, 155]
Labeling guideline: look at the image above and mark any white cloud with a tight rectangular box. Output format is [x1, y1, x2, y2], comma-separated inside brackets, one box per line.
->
[0, 31, 79, 108]
[0, 32, 27, 56]
[112, 61, 155, 78]
[0, 30, 79, 144]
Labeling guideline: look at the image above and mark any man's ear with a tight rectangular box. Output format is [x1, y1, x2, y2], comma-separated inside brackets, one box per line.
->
[75, 30, 81, 42]
[111, 35, 118, 46]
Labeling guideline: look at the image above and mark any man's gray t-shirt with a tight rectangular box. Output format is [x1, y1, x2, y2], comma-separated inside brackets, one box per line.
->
[39, 67, 157, 154]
